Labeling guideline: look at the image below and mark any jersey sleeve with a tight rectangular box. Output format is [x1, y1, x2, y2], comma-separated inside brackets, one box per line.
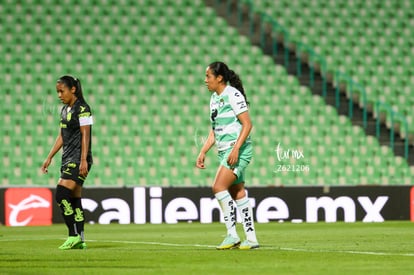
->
[78, 104, 94, 126]
[229, 89, 248, 116]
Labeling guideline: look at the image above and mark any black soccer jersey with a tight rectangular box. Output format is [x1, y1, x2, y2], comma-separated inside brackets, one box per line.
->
[60, 99, 93, 165]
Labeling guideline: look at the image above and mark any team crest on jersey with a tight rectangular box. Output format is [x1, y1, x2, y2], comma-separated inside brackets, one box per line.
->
[219, 98, 225, 108]
[66, 112, 72, 121]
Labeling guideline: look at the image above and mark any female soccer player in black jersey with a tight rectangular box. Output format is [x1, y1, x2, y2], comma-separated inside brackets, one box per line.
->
[41, 75, 93, 250]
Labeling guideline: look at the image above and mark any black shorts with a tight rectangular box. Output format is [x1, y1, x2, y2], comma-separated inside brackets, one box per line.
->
[60, 162, 92, 185]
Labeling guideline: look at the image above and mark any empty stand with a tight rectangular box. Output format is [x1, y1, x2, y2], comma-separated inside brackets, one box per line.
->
[0, 0, 412, 187]
[249, 0, 414, 140]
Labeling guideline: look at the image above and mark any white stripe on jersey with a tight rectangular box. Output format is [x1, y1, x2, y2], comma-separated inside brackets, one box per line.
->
[219, 110, 238, 118]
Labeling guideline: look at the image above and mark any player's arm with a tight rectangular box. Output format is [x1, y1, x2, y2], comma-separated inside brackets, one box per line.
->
[233, 111, 252, 150]
[41, 129, 63, 174]
[79, 124, 91, 177]
[196, 129, 215, 169]
[227, 111, 252, 167]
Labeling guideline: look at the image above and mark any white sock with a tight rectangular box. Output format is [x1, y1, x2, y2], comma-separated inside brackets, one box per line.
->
[236, 196, 258, 243]
[215, 190, 238, 239]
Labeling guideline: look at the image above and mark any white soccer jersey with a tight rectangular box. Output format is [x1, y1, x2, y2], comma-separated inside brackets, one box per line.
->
[210, 85, 251, 151]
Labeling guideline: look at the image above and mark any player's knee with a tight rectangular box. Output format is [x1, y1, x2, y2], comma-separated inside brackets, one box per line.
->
[212, 184, 224, 194]
[229, 184, 246, 200]
[55, 185, 72, 203]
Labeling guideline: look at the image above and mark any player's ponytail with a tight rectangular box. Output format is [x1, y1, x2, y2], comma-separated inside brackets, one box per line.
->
[57, 75, 86, 103]
[227, 69, 248, 105]
[208, 61, 249, 105]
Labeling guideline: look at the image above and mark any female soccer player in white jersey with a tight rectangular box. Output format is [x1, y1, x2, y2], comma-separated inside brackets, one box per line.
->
[196, 61, 259, 250]
[41, 75, 93, 250]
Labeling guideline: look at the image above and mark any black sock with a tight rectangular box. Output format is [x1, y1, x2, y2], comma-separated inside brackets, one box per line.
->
[55, 185, 77, 236]
[71, 197, 85, 241]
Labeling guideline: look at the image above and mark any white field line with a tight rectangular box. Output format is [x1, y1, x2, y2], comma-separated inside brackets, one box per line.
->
[87, 239, 216, 248]
[2, 237, 414, 257]
[278, 247, 414, 257]
[81, 239, 414, 257]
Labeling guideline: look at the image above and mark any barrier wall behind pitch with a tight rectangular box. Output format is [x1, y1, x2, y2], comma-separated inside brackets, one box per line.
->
[1, 186, 413, 226]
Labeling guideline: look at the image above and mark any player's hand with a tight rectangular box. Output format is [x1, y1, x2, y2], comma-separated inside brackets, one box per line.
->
[79, 159, 89, 177]
[227, 148, 239, 167]
[196, 152, 206, 169]
[40, 158, 51, 174]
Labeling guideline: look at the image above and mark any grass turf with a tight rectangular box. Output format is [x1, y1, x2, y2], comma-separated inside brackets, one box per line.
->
[0, 222, 413, 274]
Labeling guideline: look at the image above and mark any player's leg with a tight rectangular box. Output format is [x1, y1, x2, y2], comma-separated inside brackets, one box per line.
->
[56, 162, 90, 249]
[56, 178, 82, 249]
[213, 165, 240, 250]
[69, 164, 91, 249]
[70, 183, 87, 249]
[228, 143, 259, 249]
[229, 183, 259, 249]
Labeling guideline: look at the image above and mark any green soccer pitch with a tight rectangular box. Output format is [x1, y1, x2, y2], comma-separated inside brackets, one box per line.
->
[0, 222, 413, 274]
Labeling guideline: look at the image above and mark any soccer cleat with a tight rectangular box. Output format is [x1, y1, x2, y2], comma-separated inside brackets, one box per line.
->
[58, 235, 82, 250]
[216, 235, 241, 250]
[239, 240, 260, 250]
[72, 242, 87, 250]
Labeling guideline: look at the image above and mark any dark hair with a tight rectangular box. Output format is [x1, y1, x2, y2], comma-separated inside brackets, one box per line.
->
[57, 75, 86, 102]
[208, 61, 249, 105]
